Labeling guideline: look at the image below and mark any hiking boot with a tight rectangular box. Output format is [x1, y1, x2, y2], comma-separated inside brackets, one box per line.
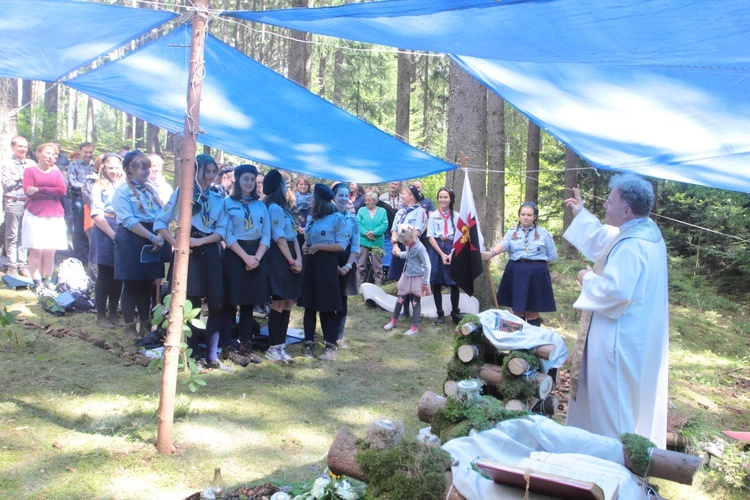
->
[107, 310, 122, 327]
[223, 348, 252, 367]
[123, 322, 139, 339]
[404, 326, 419, 336]
[451, 310, 465, 325]
[318, 343, 338, 361]
[97, 313, 115, 329]
[434, 314, 445, 325]
[337, 339, 348, 349]
[204, 358, 234, 372]
[139, 320, 152, 337]
[304, 341, 314, 359]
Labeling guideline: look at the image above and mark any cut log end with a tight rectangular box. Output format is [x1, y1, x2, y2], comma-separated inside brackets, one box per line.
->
[327, 428, 367, 482]
[534, 344, 555, 360]
[461, 323, 478, 336]
[444, 380, 458, 399]
[507, 357, 530, 376]
[457, 344, 479, 363]
[417, 391, 447, 424]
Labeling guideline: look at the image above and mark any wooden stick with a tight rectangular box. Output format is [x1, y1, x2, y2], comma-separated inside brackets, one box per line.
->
[624, 446, 703, 485]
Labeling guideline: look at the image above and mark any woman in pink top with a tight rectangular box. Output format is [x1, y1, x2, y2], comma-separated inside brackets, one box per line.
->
[22, 142, 67, 289]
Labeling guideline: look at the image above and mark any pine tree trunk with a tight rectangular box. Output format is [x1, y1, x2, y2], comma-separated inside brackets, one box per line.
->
[287, 0, 313, 89]
[395, 50, 412, 142]
[332, 48, 344, 105]
[446, 61, 495, 309]
[487, 92, 505, 242]
[0, 78, 19, 165]
[86, 96, 96, 144]
[421, 55, 430, 149]
[562, 146, 579, 256]
[135, 118, 145, 149]
[146, 123, 160, 154]
[525, 120, 540, 203]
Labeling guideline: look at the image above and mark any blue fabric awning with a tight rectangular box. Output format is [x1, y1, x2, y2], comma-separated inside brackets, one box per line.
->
[228, 0, 750, 192]
[0, 0, 176, 82]
[65, 25, 456, 182]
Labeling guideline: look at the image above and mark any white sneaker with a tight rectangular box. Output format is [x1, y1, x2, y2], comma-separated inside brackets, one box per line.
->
[319, 346, 338, 361]
[265, 345, 284, 362]
[278, 345, 293, 363]
[404, 326, 418, 336]
[384, 320, 396, 331]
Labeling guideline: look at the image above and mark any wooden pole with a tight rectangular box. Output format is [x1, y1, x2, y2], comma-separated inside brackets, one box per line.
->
[156, 0, 208, 455]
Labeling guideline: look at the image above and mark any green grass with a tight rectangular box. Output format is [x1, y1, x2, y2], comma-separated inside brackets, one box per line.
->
[1, 255, 749, 498]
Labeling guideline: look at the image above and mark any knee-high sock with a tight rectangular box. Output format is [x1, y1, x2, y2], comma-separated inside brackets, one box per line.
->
[431, 284, 443, 316]
[280, 309, 291, 344]
[411, 297, 422, 327]
[450, 285, 460, 313]
[267, 309, 282, 345]
[304, 307, 317, 342]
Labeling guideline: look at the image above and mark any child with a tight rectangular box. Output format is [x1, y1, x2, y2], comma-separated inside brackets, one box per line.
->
[384, 224, 431, 336]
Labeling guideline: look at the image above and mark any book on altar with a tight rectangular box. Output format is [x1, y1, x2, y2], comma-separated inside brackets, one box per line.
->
[476, 451, 621, 500]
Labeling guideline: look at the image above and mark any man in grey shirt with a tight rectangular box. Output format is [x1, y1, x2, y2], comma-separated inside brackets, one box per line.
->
[2, 135, 33, 277]
[67, 141, 95, 266]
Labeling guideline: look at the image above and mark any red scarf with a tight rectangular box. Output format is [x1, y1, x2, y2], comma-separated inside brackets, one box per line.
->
[439, 209, 451, 238]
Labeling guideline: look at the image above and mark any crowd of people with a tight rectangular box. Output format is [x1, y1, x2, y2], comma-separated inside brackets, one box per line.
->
[2, 135, 669, 447]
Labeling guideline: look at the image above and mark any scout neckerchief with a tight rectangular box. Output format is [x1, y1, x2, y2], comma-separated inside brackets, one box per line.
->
[570, 216, 656, 399]
[398, 203, 419, 225]
[195, 184, 211, 228]
[241, 195, 255, 230]
[132, 181, 155, 211]
[438, 209, 451, 239]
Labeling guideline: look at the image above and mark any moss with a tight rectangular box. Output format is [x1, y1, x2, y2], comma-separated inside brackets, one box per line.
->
[430, 396, 530, 442]
[621, 433, 656, 477]
[504, 350, 541, 372]
[355, 440, 451, 499]
[494, 375, 536, 401]
[446, 358, 480, 382]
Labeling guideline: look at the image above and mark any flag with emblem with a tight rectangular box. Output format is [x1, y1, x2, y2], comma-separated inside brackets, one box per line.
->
[449, 170, 484, 296]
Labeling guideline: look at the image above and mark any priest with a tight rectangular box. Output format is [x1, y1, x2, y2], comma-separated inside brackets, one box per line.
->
[563, 173, 669, 449]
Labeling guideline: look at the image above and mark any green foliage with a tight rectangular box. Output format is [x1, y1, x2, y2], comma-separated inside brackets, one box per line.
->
[0, 301, 24, 344]
[149, 294, 207, 393]
[707, 442, 750, 491]
[430, 396, 529, 443]
[355, 440, 451, 499]
[620, 433, 656, 477]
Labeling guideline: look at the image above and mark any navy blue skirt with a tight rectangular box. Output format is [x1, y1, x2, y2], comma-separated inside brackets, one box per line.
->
[184, 240, 223, 298]
[428, 238, 457, 286]
[298, 250, 342, 312]
[114, 223, 167, 281]
[267, 241, 302, 300]
[496, 259, 556, 313]
[92, 216, 117, 267]
[337, 244, 359, 297]
[223, 240, 269, 306]
[386, 242, 407, 280]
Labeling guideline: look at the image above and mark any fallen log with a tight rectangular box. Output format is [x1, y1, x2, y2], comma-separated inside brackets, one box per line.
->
[327, 427, 465, 500]
[478, 363, 504, 385]
[624, 447, 703, 485]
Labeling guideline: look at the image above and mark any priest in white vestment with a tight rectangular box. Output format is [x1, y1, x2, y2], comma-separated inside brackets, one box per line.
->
[563, 173, 669, 449]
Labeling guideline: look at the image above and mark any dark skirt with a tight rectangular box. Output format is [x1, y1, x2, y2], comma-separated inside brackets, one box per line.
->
[496, 259, 557, 313]
[337, 244, 359, 296]
[92, 216, 118, 267]
[183, 240, 223, 298]
[267, 241, 302, 300]
[386, 242, 407, 280]
[114, 223, 167, 281]
[298, 250, 343, 312]
[428, 238, 457, 286]
[223, 240, 269, 306]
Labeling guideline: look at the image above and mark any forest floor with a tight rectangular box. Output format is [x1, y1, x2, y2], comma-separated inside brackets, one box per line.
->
[0, 254, 748, 499]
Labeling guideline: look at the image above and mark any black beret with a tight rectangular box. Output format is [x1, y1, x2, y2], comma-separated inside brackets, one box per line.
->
[122, 149, 144, 169]
[408, 184, 420, 201]
[234, 164, 258, 180]
[314, 183, 334, 201]
[263, 169, 283, 195]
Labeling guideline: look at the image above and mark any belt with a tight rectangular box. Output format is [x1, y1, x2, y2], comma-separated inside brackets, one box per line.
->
[104, 212, 116, 218]
[515, 258, 543, 264]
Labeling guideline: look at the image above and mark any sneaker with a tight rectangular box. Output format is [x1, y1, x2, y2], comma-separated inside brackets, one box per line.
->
[318, 344, 338, 361]
[223, 348, 253, 367]
[204, 359, 234, 372]
[265, 345, 284, 362]
[6, 267, 19, 278]
[304, 341, 314, 359]
[337, 339, 348, 349]
[278, 345, 293, 363]
[383, 320, 396, 331]
[404, 326, 418, 336]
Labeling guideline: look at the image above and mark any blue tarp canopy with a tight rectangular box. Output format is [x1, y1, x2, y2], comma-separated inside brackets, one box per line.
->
[65, 25, 453, 182]
[230, 0, 750, 192]
[0, 0, 176, 82]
